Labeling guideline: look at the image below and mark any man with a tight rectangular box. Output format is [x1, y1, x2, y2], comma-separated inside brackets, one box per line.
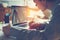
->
[34, 0, 52, 19]
[34, 0, 60, 40]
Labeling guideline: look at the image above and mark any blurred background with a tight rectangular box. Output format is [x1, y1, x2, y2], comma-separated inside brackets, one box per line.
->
[0, 0, 60, 40]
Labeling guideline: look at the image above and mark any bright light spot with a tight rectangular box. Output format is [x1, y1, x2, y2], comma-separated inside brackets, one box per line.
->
[29, 10, 36, 18]
[2, 3, 8, 7]
[29, 10, 45, 19]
